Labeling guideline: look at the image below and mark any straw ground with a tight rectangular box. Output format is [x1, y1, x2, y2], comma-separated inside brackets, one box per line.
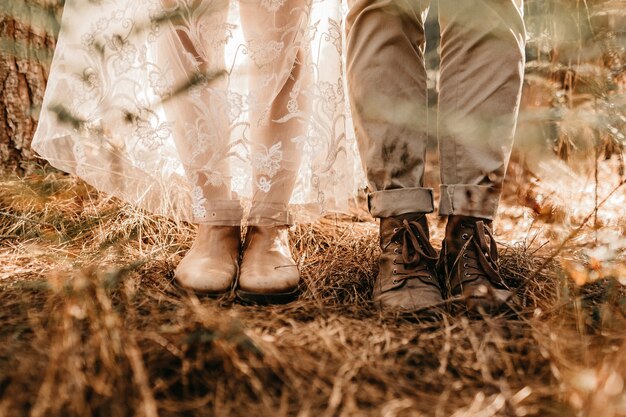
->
[0, 171, 624, 417]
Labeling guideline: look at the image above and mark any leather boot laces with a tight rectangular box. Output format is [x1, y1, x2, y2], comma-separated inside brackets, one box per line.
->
[386, 219, 439, 287]
[455, 220, 507, 290]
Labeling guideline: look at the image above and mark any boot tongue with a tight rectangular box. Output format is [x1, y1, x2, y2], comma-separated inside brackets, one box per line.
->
[474, 220, 489, 252]
[379, 215, 439, 292]
[380, 214, 427, 245]
[471, 221, 504, 287]
[443, 217, 492, 278]
[398, 213, 430, 240]
[400, 219, 437, 263]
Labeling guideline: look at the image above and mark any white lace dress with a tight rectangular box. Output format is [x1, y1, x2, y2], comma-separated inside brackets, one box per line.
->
[33, 0, 361, 225]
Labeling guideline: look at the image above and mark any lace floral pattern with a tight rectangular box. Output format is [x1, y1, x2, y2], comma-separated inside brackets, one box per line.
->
[33, 0, 361, 225]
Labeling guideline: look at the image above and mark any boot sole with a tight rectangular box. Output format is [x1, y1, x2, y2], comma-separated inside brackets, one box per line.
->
[236, 287, 300, 305]
[174, 277, 234, 298]
[178, 286, 233, 298]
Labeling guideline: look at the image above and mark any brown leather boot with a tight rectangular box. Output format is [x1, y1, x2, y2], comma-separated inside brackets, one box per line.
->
[373, 214, 443, 311]
[237, 225, 300, 304]
[175, 225, 241, 294]
[439, 216, 511, 312]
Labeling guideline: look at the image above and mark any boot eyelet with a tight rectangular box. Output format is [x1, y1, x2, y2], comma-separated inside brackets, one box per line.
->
[462, 253, 468, 259]
[463, 263, 469, 268]
[392, 259, 397, 265]
[393, 248, 399, 254]
[462, 233, 469, 240]
[393, 228, 399, 233]
[464, 272, 471, 277]
[393, 269, 398, 274]
[392, 279, 399, 285]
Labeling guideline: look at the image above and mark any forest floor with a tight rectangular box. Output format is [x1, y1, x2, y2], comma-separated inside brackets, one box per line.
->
[0, 157, 625, 417]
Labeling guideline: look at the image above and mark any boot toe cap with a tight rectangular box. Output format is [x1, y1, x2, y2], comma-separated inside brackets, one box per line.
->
[374, 283, 444, 311]
[238, 265, 300, 294]
[460, 281, 512, 312]
[175, 263, 236, 293]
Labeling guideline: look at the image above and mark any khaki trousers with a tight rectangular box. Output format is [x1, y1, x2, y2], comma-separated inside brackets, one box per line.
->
[346, 0, 526, 220]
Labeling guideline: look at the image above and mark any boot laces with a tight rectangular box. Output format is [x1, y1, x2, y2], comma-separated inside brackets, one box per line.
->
[386, 219, 438, 286]
[456, 220, 506, 288]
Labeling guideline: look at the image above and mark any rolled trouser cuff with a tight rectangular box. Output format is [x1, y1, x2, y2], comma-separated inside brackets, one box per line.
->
[248, 202, 293, 226]
[438, 184, 500, 220]
[368, 187, 434, 218]
[194, 200, 244, 225]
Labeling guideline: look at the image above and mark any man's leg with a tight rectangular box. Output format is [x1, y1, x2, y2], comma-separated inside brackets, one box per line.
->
[346, 0, 442, 311]
[437, 0, 526, 310]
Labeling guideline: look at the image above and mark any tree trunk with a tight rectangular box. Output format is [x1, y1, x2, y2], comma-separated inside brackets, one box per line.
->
[0, 2, 59, 175]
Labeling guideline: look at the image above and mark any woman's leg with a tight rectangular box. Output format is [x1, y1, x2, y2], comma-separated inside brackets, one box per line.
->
[239, 0, 312, 225]
[158, 0, 240, 218]
[158, 0, 242, 293]
[236, 0, 313, 302]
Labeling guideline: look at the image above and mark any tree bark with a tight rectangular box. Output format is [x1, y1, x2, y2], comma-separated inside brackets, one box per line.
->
[0, 2, 59, 174]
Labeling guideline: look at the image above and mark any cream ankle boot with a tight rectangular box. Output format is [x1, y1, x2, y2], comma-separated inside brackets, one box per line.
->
[175, 225, 241, 294]
[237, 226, 300, 304]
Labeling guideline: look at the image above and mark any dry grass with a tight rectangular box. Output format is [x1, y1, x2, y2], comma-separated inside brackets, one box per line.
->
[0, 172, 625, 417]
